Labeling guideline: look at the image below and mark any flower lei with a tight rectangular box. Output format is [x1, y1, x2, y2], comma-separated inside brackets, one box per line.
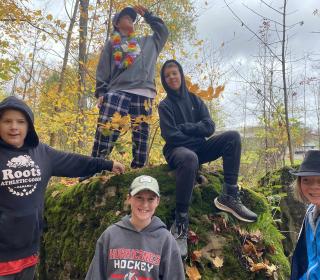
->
[111, 31, 140, 69]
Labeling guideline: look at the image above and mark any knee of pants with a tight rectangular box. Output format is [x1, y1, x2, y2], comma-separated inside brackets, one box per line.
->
[225, 130, 241, 144]
[180, 152, 199, 170]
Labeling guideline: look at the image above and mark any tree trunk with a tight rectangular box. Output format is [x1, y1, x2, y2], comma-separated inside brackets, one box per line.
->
[49, 0, 80, 147]
[105, 0, 114, 41]
[281, 0, 294, 165]
[74, 0, 89, 151]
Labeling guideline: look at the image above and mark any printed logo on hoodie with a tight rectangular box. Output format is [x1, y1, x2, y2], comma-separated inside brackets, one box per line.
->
[109, 248, 160, 279]
[1, 155, 41, 196]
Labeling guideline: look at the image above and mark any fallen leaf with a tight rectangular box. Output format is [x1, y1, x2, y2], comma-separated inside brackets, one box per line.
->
[250, 262, 267, 272]
[242, 240, 258, 257]
[267, 244, 276, 254]
[188, 230, 199, 245]
[186, 265, 201, 280]
[212, 256, 224, 268]
[266, 264, 277, 276]
[191, 250, 202, 261]
[51, 190, 60, 198]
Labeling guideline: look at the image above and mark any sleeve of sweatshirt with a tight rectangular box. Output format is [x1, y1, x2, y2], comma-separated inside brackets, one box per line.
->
[144, 11, 169, 53]
[179, 97, 215, 137]
[45, 145, 113, 177]
[85, 234, 108, 280]
[159, 234, 185, 280]
[158, 102, 205, 149]
[95, 40, 112, 98]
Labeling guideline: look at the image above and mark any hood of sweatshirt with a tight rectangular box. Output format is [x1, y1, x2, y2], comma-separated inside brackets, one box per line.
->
[115, 215, 167, 233]
[160, 59, 189, 100]
[0, 96, 39, 148]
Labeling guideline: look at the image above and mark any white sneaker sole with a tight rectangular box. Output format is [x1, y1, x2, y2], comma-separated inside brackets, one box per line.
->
[214, 197, 256, 223]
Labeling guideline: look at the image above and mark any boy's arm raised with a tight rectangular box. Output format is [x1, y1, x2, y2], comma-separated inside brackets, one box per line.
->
[134, 5, 169, 52]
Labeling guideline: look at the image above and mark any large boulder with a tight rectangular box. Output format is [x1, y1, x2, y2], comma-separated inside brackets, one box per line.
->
[39, 165, 290, 280]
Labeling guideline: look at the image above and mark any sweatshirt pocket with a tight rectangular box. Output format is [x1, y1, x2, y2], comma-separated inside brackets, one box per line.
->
[0, 210, 40, 251]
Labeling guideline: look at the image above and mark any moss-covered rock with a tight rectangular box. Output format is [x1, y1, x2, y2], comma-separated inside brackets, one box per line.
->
[258, 166, 306, 259]
[40, 165, 290, 280]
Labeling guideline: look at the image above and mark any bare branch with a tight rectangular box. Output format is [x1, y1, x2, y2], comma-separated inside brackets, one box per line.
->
[223, 0, 282, 63]
[242, 3, 283, 26]
[260, 0, 282, 15]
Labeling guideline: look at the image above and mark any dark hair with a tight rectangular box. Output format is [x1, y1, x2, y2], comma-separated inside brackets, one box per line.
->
[162, 61, 179, 71]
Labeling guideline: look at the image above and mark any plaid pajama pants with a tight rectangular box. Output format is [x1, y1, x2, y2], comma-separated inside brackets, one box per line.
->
[92, 90, 152, 168]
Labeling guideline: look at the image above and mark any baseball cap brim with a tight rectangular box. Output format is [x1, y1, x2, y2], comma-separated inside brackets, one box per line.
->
[130, 186, 160, 197]
[289, 170, 320, 176]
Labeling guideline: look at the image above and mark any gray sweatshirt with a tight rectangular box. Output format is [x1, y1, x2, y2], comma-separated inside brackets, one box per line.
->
[85, 215, 185, 280]
[95, 12, 169, 98]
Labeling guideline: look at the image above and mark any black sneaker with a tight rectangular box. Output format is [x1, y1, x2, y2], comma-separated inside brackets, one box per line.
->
[214, 193, 257, 223]
[170, 212, 189, 258]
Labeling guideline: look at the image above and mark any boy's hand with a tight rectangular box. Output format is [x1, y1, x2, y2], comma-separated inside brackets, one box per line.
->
[97, 96, 104, 109]
[112, 161, 125, 174]
[133, 5, 148, 17]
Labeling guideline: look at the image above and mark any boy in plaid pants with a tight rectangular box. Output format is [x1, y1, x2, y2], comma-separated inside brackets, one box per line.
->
[91, 5, 168, 168]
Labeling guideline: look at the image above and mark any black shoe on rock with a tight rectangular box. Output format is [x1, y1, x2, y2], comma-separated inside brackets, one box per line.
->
[214, 184, 258, 223]
[170, 212, 189, 258]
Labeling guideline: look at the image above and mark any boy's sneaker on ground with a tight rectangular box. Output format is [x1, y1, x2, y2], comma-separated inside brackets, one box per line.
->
[214, 193, 257, 223]
[170, 212, 189, 258]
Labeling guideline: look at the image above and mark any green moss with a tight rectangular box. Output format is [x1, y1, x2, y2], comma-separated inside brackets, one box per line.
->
[40, 165, 290, 279]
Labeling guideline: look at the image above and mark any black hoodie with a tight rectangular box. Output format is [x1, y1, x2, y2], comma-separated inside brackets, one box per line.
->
[158, 60, 215, 156]
[0, 96, 113, 262]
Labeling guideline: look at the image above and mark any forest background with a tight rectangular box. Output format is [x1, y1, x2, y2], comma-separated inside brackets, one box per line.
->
[1, 0, 320, 186]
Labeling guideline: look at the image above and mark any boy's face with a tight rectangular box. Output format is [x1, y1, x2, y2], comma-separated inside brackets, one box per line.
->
[0, 109, 28, 148]
[116, 15, 134, 34]
[163, 65, 181, 91]
[129, 190, 160, 227]
[301, 176, 320, 206]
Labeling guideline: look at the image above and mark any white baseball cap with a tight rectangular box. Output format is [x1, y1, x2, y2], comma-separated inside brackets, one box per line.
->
[130, 175, 160, 197]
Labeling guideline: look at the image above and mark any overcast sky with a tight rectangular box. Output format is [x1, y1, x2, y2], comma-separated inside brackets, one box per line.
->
[196, 0, 319, 60]
[193, 0, 320, 129]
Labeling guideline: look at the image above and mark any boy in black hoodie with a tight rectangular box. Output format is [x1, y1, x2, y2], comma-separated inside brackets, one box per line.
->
[0, 96, 124, 279]
[85, 175, 185, 280]
[158, 60, 257, 258]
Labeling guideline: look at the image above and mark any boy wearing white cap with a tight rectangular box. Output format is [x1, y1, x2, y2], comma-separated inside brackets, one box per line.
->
[85, 175, 185, 280]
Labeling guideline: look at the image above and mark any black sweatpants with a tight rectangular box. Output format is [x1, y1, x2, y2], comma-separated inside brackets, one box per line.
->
[165, 131, 241, 213]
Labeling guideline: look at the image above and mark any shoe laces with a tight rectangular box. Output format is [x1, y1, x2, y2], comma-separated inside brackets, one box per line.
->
[171, 223, 188, 239]
[176, 223, 188, 239]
